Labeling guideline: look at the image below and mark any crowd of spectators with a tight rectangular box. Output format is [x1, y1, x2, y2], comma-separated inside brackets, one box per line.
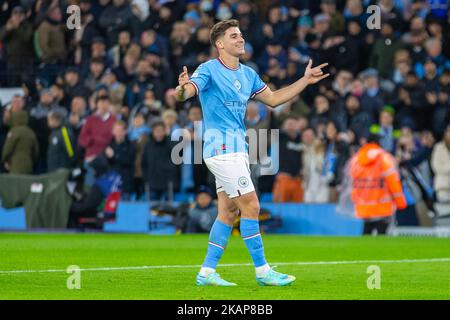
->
[0, 0, 449, 226]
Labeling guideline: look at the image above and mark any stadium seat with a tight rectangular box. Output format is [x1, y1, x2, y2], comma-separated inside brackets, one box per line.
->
[77, 191, 121, 230]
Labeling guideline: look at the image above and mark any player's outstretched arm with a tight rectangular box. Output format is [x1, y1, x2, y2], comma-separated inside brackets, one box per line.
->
[255, 59, 329, 108]
[175, 66, 196, 102]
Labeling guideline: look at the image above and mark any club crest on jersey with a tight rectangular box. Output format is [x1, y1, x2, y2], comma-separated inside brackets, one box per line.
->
[238, 176, 249, 188]
[234, 79, 241, 91]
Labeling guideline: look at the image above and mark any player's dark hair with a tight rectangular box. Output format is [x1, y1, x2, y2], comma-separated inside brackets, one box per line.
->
[210, 19, 239, 47]
[47, 110, 63, 122]
[151, 120, 165, 130]
[96, 95, 110, 104]
[90, 57, 105, 65]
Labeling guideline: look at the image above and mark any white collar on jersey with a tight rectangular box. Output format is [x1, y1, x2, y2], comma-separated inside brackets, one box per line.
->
[217, 57, 240, 71]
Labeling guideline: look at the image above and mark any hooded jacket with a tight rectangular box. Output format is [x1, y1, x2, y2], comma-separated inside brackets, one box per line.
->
[1, 111, 39, 174]
[349, 143, 407, 219]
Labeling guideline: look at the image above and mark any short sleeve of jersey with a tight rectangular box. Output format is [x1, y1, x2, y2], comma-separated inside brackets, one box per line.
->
[250, 69, 268, 99]
[189, 63, 211, 95]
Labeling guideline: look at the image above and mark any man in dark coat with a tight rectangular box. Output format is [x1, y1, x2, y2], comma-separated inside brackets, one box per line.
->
[29, 89, 67, 173]
[0, 6, 35, 86]
[105, 120, 135, 200]
[142, 121, 177, 201]
[359, 68, 389, 122]
[98, 0, 140, 47]
[394, 71, 429, 131]
[334, 94, 373, 141]
[47, 110, 76, 172]
[62, 67, 90, 108]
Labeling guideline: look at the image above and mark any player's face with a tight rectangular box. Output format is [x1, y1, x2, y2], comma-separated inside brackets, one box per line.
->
[133, 115, 145, 127]
[47, 116, 59, 129]
[97, 100, 110, 114]
[380, 111, 393, 127]
[152, 125, 166, 141]
[221, 27, 245, 56]
[113, 124, 126, 140]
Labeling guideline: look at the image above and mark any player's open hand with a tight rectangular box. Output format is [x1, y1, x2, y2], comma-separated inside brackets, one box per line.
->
[304, 59, 329, 85]
[178, 66, 189, 87]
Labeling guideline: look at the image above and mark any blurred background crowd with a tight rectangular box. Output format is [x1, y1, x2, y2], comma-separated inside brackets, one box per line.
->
[0, 0, 449, 228]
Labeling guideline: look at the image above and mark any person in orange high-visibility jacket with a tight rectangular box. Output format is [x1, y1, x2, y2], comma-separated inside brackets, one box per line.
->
[349, 134, 407, 235]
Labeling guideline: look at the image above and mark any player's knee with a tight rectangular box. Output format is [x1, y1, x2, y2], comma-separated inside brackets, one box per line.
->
[245, 199, 260, 215]
[227, 203, 239, 214]
[218, 210, 238, 225]
[219, 202, 238, 215]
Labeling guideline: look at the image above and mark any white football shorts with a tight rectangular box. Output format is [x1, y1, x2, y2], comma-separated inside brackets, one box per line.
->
[204, 152, 255, 198]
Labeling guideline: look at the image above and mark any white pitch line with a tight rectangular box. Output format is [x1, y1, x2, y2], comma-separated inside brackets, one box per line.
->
[1, 258, 450, 275]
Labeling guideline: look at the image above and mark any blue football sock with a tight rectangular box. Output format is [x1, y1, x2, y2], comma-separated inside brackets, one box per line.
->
[240, 218, 267, 267]
[202, 219, 232, 269]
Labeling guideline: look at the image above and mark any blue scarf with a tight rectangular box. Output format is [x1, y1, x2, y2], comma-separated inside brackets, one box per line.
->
[128, 125, 151, 141]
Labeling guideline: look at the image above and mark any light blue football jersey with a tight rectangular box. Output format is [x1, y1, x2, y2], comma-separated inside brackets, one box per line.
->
[189, 58, 267, 159]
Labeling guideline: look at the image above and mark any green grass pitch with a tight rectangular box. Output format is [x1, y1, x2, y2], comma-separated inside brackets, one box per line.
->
[1, 233, 450, 300]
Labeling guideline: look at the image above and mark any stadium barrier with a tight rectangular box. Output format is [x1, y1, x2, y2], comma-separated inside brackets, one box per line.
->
[0, 202, 363, 235]
[0, 207, 26, 230]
